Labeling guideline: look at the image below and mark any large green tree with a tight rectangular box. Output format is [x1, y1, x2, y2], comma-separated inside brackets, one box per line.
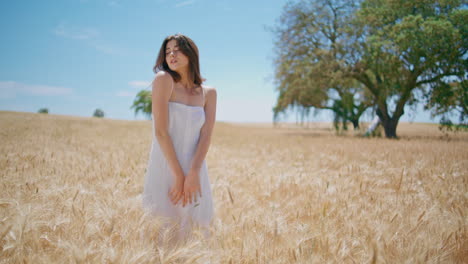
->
[272, 0, 373, 130]
[347, 0, 467, 137]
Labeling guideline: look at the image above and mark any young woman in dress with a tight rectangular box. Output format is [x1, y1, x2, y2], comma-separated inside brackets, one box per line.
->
[142, 34, 216, 241]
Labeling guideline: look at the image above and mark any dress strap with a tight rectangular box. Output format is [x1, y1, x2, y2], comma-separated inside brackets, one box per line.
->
[201, 85, 205, 107]
[170, 75, 175, 97]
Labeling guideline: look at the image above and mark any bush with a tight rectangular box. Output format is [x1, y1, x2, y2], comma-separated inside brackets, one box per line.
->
[439, 116, 468, 136]
[93, 109, 104, 118]
[38, 108, 49, 114]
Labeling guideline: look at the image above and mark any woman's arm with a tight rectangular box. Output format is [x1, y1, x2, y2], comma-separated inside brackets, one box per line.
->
[152, 71, 185, 205]
[190, 87, 217, 171]
[183, 87, 217, 206]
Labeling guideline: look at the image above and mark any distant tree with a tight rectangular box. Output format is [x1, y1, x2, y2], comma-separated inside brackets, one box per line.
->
[38, 108, 49, 114]
[331, 88, 371, 131]
[93, 108, 105, 118]
[330, 82, 373, 130]
[131, 90, 152, 119]
[272, 0, 373, 130]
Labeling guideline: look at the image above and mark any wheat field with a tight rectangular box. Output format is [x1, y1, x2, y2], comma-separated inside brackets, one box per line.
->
[0, 111, 467, 263]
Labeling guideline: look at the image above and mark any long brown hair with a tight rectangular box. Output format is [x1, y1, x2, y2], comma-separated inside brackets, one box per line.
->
[153, 34, 204, 89]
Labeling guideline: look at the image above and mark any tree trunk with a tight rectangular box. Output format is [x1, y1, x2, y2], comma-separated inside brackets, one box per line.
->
[342, 120, 348, 131]
[351, 119, 360, 130]
[376, 106, 401, 139]
[381, 119, 398, 138]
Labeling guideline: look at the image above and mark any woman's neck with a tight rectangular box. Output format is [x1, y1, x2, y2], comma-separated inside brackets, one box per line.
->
[177, 69, 195, 89]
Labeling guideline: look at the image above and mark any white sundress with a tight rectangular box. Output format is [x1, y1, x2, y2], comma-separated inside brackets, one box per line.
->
[142, 79, 214, 239]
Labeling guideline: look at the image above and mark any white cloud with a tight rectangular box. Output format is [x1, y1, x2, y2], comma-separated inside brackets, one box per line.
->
[128, 81, 151, 88]
[90, 40, 121, 55]
[175, 0, 195, 8]
[116, 81, 151, 98]
[54, 23, 99, 40]
[53, 22, 122, 55]
[0, 81, 73, 99]
[116, 91, 134, 97]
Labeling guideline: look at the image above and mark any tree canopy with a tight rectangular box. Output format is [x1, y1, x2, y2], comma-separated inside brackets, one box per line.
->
[273, 0, 373, 130]
[131, 90, 152, 119]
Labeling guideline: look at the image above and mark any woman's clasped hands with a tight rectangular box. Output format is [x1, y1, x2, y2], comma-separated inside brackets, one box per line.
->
[168, 169, 202, 207]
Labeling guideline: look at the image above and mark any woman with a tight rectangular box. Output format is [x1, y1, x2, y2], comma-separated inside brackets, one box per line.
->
[142, 34, 216, 241]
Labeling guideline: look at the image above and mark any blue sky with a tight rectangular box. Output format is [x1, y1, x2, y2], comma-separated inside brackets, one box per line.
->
[0, 0, 438, 123]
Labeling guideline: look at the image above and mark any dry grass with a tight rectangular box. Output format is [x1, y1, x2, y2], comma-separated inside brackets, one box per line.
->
[1, 111, 467, 263]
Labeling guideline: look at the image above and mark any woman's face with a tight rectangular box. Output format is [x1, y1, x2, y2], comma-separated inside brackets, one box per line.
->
[165, 39, 189, 73]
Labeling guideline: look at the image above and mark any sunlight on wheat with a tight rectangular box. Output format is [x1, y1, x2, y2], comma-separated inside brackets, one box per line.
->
[0, 111, 467, 263]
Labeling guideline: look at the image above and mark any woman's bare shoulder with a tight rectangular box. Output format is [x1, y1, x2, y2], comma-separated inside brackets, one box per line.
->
[202, 85, 217, 97]
[152, 71, 173, 93]
[154, 70, 173, 82]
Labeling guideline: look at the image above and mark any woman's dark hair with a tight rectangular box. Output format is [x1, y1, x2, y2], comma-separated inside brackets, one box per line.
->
[153, 34, 203, 88]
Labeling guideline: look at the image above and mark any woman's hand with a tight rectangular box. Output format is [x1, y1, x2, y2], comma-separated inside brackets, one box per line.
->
[168, 176, 184, 205]
[183, 169, 202, 207]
